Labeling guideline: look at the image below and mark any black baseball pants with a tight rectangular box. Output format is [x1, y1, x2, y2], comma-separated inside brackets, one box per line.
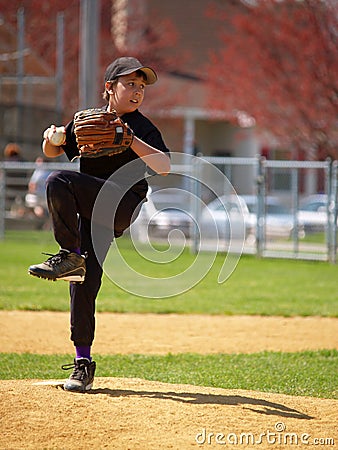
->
[46, 170, 145, 346]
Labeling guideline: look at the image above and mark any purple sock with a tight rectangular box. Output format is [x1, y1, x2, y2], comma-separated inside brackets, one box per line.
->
[75, 346, 91, 361]
[71, 247, 81, 255]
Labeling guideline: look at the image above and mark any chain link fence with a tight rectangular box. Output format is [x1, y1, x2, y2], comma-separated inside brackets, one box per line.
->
[0, 157, 337, 263]
[0, 161, 78, 234]
[186, 156, 337, 263]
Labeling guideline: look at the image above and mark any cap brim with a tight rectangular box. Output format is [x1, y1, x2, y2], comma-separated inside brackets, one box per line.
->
[117, 66, 158, 85]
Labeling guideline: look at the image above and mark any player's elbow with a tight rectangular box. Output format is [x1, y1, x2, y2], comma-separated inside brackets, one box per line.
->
[157, 155, 171, 176]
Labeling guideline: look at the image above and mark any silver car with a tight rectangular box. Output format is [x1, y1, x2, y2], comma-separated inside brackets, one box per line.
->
[200, 194, 254, 241]
[130, 188, 194, 240]
[242, 195, 305, 240]
[298, 194, 332, 233]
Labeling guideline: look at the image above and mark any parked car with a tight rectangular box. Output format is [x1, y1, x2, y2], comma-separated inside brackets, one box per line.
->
[200, 194, 254, 241]
[298, 194, 331, 233]
[241, 195, 305, 240]
[25, 159, 53, 228]
[129, 188, 194, 240]
[200, 194, 306, 242]
[150, 189, 194, 238]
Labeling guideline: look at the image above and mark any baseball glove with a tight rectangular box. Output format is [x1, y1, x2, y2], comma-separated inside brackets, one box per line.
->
[73, 108, 134, 158]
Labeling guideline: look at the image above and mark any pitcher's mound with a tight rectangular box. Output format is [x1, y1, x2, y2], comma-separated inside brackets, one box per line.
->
[0, 378, 336, 449]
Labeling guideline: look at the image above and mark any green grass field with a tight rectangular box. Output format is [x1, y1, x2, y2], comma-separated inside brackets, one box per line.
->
[0, 231, 337, 398]
[1, 350, 337, 399]
[1, 231, 337, 316]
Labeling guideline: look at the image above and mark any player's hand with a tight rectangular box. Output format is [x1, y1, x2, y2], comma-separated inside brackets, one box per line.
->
[43, 125, 56, 142]
[43, 125, 66, 146]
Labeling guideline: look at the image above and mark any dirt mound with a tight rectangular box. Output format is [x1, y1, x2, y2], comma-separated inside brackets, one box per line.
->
[0, 311, 337, 449]
[0, 378, 336, 450]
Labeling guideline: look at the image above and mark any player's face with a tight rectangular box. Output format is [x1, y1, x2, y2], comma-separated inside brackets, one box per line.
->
[109, 72, 146, 115]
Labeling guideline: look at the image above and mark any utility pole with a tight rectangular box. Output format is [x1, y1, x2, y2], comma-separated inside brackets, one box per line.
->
[16, 7, 25, 142]
[56, 12, 64, 121]
[79, 0, 100, 110]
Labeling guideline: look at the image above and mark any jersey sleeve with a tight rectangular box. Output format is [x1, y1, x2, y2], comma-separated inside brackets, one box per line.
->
[61, 120, 80, 162]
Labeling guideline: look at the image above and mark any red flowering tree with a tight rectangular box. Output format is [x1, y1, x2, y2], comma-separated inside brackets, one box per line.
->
[206, 0, 338, 160]
[1, 1, 181, 118]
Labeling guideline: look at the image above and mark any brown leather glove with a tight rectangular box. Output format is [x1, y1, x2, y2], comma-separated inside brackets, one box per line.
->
[73, 108, 134, 158]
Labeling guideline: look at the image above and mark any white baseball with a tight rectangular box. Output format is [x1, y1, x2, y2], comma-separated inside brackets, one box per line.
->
[49, 127, 66, 146]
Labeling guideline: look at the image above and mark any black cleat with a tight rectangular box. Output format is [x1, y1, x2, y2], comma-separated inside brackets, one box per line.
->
[28, 250, 86, 283]
[62, 358, 96, 392]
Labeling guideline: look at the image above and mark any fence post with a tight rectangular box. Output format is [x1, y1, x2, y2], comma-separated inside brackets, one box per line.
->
[0, 166, 5, 240]
[291, 167, 299, 254]
[256, 156, 266, 257]
[328, 160, 337, 264]
[190, 157, 201, 254]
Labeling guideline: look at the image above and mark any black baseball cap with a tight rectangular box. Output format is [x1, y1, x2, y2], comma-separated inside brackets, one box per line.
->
[104, 57, 157, 85]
